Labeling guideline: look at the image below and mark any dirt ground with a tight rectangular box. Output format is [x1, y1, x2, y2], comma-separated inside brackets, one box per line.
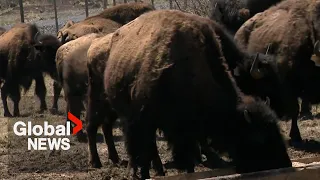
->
[0, 75, 319, 180]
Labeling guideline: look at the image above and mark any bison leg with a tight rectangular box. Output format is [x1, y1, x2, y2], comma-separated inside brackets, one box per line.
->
[101, 114, 120, 164]
[1, 83, 12, 117]
[289, 99, 303, 142]
[34, 74, 47, 113]
[51, 81, 62, 114]
[10, 83, 21, 117]
[86, 81, 105, 168]
[68, 95, 87, 142]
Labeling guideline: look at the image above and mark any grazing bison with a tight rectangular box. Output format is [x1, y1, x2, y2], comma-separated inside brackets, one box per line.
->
[0, 23, 61, 117]
[234, 0, 320, 142]
[103, 10, 291, 179]
[0, 27, 6, 35]
[210, 0, 282, 34]
[86, 33, 165, 176]
[57, 2, 154, 44]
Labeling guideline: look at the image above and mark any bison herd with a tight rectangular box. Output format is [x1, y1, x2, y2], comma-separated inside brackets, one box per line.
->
[1, 0, 320, 179]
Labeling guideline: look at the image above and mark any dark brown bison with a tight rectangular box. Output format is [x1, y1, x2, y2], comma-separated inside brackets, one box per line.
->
[0, 23, 61, 117]
[86, 33, 165, 176]
[234, 0, 320, 142]
[57, 2, 154, 44]
[103, 10, 291, 179]
[0, 27, 6, 35]
[211, 0, 282, 34]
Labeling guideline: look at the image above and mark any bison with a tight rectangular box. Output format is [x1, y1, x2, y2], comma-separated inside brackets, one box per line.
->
[0, 23, 61, 117]
[210, 0, 282, 34]
[103, 10, 291, 179]
[57, 2, 154, 44]
[53, 33, 105, 140]
[52, 2, 154, 114]
[86, 33, 165, 176]
[234, 0, 320, 142]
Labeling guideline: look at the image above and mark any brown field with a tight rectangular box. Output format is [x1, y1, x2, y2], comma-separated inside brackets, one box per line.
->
[0, 76, 319, 180]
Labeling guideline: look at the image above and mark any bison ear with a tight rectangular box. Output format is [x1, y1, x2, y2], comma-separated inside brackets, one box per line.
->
[244, 110, 251, 123]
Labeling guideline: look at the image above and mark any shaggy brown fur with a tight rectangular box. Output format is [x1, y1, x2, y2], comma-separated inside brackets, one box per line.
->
[86, 33, 165, 175]
[0, 27, 6, 35]
[234, 0, 320, 142]
[0, 23, 61, 117]
[57, 2, 154, 44]
[104, 10, 291, 179]
[52, 33, 102, 141]
[57, 20, 74, 41]
[58, 18, 121, 44]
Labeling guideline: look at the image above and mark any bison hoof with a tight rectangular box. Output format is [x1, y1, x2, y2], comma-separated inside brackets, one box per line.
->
[299, 114, 313, 120]
[13, 112, 20, 117]
[4, 112, 13, 117]
[90, 160, 102, 168]
[50, 108, 58, 115]
[76, 131, 88, 143]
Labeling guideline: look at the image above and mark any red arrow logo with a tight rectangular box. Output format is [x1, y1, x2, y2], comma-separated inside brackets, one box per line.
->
[68, 112, 83, 135]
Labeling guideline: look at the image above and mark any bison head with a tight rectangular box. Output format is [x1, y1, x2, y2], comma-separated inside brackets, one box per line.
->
[234, 44, 287, 119]
[57, 20, 75, 44]
[311, 40, 320, 67]
[33, 32, 61, 79]
[234, 100, 292, 173]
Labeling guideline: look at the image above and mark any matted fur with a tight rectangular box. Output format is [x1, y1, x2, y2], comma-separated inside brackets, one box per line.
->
[235, 0, 317, 75]
[234, 0, 320, 142]
[104, 10, 291, 178]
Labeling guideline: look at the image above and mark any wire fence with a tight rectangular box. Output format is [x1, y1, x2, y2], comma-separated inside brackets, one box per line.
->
[0, 0, 211, 34]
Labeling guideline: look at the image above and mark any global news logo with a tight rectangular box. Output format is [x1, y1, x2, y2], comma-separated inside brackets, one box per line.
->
[12, 112, 82, 151]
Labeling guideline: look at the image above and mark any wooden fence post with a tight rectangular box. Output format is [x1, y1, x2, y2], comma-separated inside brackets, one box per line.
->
[53, 0, 59, 33]
[124, 0, 127, 3]
[151, 0, 154, 7]
[113, 0, 116, 6]
[19, 0, 24, 23]
[103, 0, 108, 9]
[85, 0, 89, 17]
[169, 0, 173, 9]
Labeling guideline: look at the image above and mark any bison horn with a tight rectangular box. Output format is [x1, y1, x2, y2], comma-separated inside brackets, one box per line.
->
[250, 53, 264, 79]
[34, 32, 42, 44]
[265, 97, 270, 106]
[244, 110, 251, 123]
[265, 44, 271, 55]
[314, 40, 320, 56]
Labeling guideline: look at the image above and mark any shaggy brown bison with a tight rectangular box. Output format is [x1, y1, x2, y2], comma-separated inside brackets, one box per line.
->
[57, 2, 154, 44]
[57, 18, 122, 44]
[103, 10, 291, 179]
[234, 0, 320, 142]
[0, 27, 6, 35]
[0, 23, 61, 117]
[86, 33, 165, 176]
[211, 0, 282, 34]
[53, 33, 104, 140]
